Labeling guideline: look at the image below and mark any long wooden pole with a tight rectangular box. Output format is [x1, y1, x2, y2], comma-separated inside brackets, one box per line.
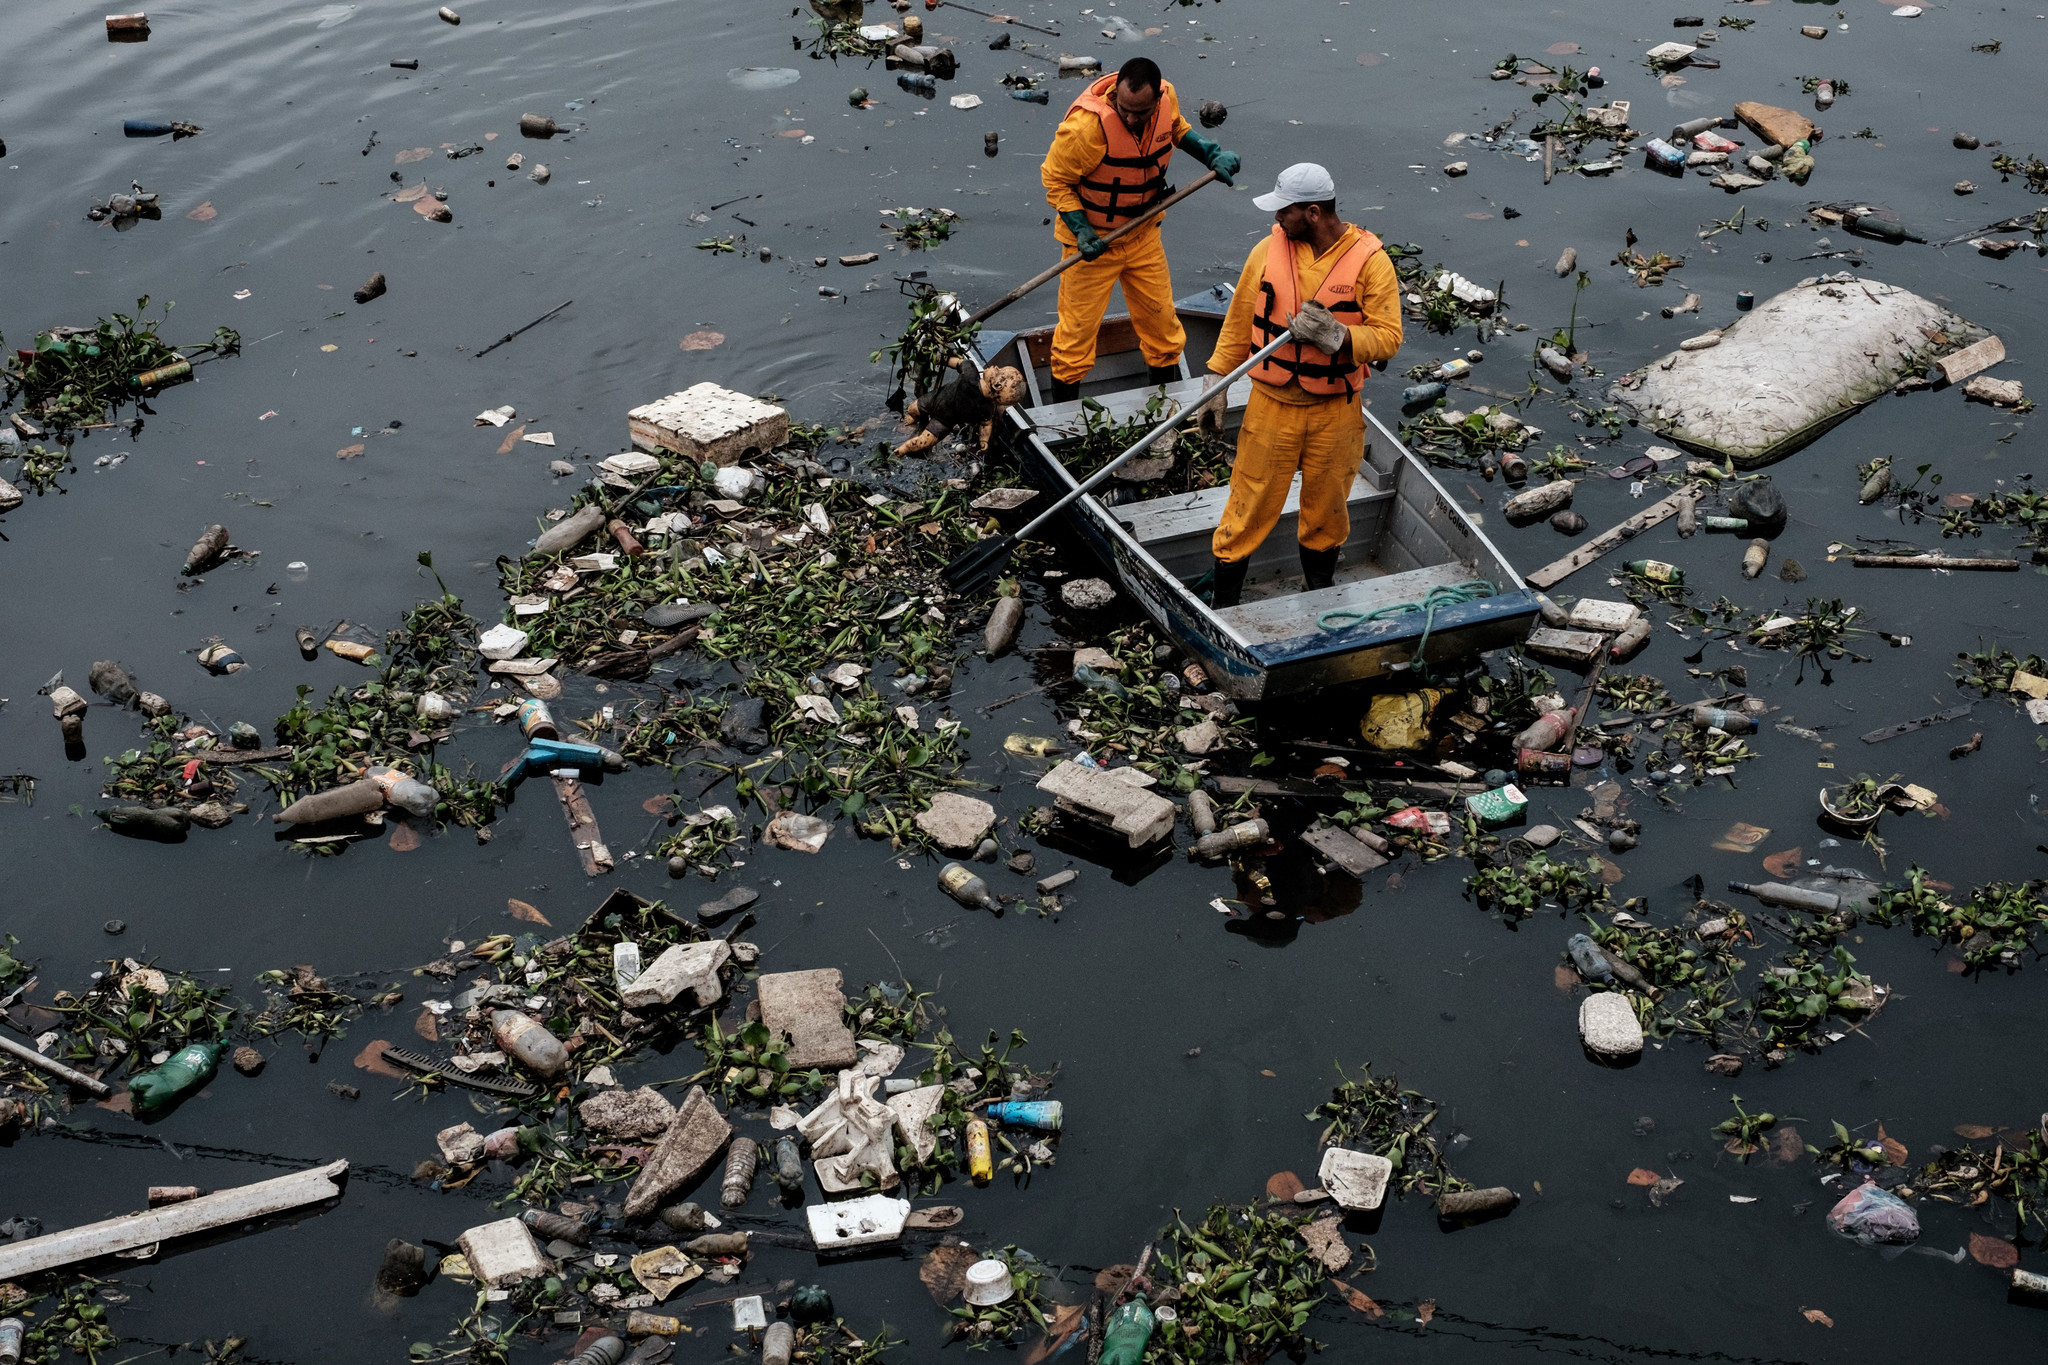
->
[0, 1031, 112, 1097]
[963, 170, 1221, 327]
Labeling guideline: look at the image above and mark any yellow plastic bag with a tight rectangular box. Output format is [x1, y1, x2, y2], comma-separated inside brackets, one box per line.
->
[1359, 689, 1446, 752]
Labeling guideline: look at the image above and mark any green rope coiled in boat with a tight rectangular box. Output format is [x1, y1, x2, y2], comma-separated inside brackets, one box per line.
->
[1316, 579, 1499, 667]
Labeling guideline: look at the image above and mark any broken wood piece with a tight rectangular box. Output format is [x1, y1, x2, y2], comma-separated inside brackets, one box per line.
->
[550, 773, 614, 875]
[1859, 703, 1972, 745]
[1849, 553, 2017, 570]
[1937, 334, 2005, 386]
[1300, 822, 1389, 878]
[0, 1032, 113, 1097]
[0, 1160, 348, 1277]
[1524, 484, 1701, 589]
[1035, 760, 1176, 846]
[191, 745, 295, 766]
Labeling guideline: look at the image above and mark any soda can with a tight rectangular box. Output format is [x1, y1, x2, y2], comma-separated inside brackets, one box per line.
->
[1516, 748, 1573, 784]
[518, 697, 559, 740]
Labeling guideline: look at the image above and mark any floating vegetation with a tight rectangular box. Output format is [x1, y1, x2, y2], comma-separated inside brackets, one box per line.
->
[1748, 945, 1873, 1049]
[1, 297, 239, 432]
[881, 205, 961, 250]
[1397, 404, 1533, 470]
[1148, 1203, 1327, 1365]
[1305, 1062, 1469, 1195]
[1613, 229, 1683, 287]
[806, 14, 890, 60]
[1595, 673, 1671, 714]
[1952, 644, 2048, 696]
[875, 280, 982, 403]
[1797, 75, 1850, 97]
[1915, 1130, 2048, 1231]
[945, 1246, 1050, 1347]
[101, 713, 242, 809]
[46, 962, 239, 1076]
[1392, 249, 1505, 335]
[249, 965, 396, 1044]
[1588, 916, 1746, 1044]
[17, 1280, 121, 1365]
[1990, 151, 2048, 193]
[14, 444, 75, 496]
[1743, 598, 1873, 665]
[1050, 622, 1249, 788]
[1712, 1094, 1777, 1158]
[1869, 865, 2048, 973]
[1466, 852, 1611, 917]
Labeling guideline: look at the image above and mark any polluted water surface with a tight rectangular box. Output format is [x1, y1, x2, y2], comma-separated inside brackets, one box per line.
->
[1, 0, 2047, 1362]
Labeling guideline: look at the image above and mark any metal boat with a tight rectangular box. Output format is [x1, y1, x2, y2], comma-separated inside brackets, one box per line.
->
[970, 283, 1537, 700]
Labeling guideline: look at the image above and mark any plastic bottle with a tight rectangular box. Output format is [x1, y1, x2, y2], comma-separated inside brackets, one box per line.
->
[529, 504, 605, 558]
[1432, 358, 1472, 382]
[521, 1208, 591, 1245]
[1498, 451, 1528, 484]
[367, 765, 439, 817]
[1401, 381, 1447, 408]
[274, 777, 385, 825]
[0, 1318, 22, 1365]
[519, 112, 559, 137]
[412, 692, 456, 723]
[721, 1137, 758, 1208]
[1670, 116, 1719, 141]
[939, 863, 994, 909]
[1729, 881, 1841, 913]
[1701, 515, 1749, 532]
[1566, 933, 1614, 983]
[130, 1040, 223, 1119]
[134, 360, 192, 390]
[686, 1232, 751, 1257]
[762, 1322, 794, 1365]
[1100, 1298, 1155, 1365]
[1622, 559, 1683, 585]
[183, 524, 230, 574]
[1643, 137, 1687, 171]
[608, 519, 646, 557]
[1813, 79, 1835, 110]
[1190, 818, 1268, 861]
[1585, 66, 1604, 88]
[1512, 707, 1576, 753]
[1437, 1186, 1519, 1219]
[897, 72, 936, 97]
[1517, 748, 1572, 783]
[1689, 705, 1756, 735]
[659, 1201, 713, 1233]
[1011, 87, 1050, 105]
[984, 1100, 1063, 1131]
[1073, 663, 1128, 698]
[517, 698, 559, 740]
[1185, 789, 1219, 837]
[1610, 616, 1652, 661]
[1741, 538, 1770, 579]
[490, 1010, 568, 1077]
[770, 1134, 805, 1192]
[966, 1118, 994, 1183]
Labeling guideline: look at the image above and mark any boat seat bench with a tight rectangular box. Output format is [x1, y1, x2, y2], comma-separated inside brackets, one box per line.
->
[1113, 477, 1395, 585]
[1213, 561, 1480, 646]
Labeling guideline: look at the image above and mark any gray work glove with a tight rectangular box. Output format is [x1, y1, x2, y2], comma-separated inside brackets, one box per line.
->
[1196, 388, 1228, 434]
[1287, 301, 1348, 357]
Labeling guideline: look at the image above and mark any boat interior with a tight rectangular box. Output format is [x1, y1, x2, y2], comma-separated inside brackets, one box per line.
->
[977, 290, 1491, 648]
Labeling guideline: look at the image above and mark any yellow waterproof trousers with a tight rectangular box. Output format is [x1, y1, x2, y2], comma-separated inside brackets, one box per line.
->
[1211, 385, 1365, 562]
[1050, 224, 1186, 384]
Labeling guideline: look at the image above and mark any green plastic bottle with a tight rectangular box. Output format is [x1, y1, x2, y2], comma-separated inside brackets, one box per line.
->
[1100, 1297, 1154, 1365]
[1621, 558, 1684, 585]
[129, 1041, 222, 1119]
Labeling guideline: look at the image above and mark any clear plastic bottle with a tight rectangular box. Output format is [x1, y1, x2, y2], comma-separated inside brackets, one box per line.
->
[490, 1010, 568, 1077]
[367, 765, 439, 817]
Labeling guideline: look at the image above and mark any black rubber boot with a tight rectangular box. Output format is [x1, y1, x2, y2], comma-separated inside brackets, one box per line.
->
[1146, 363, 1182, 386]
[1210, 557, 1249, 609]
[1049, 377, 1081, 404]
[1300, 545, 1340, 591]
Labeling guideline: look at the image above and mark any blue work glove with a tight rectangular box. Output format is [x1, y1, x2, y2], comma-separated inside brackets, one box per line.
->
[1059, 208, 1108, 260]
[1178, 130, 1239, 187]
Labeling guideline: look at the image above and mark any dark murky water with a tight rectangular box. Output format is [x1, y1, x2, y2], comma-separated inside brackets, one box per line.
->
[5, 0, 2048, 1359]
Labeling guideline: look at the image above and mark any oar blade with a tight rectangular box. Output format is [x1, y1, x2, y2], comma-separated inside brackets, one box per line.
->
[942, 533, 1016, 594]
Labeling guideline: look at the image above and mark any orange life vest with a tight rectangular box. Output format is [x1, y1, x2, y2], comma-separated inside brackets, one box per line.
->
[1249, 223, 1383, 398]
[1065, 74, 1182, 233]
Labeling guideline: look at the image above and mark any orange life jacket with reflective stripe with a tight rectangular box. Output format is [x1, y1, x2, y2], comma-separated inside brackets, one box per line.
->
[1066, 74, 1182, 233]
[1250, 224, 1383, 398]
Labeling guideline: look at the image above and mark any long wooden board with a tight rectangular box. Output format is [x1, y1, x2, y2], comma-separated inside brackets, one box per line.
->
[1524, 484, 1701, 590]
[0, 1160, 349, 1277]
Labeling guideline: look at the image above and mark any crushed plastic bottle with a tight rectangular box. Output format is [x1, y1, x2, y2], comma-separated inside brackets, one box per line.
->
[130, 1040, 223, 1119]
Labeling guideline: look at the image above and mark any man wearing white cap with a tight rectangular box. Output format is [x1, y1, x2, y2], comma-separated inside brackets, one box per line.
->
[1200, 163, 1402, 607]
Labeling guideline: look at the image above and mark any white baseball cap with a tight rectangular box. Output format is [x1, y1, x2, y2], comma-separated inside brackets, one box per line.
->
[1252, 162, 1337, 211]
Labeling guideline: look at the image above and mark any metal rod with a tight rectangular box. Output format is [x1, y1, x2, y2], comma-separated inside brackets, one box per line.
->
[927, 0, 1061, 37]
[474, 300, 573, 358]
[1011, 330, 1293, 544]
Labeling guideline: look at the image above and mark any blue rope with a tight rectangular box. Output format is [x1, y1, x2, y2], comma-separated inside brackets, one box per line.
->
[1317, 578, 1499, 667]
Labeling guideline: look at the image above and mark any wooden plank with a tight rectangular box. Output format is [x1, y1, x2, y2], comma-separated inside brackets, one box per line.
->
[1524, 484, 1701, 589]
[551, 774, 614, 875]
[1302, 823, 1389, 877]
[1850, 553, 2018, 571]
[0, 1032, 111, 1097]
[0, 1160, 349, 1277]
[1860, 703, 1972, 745]
[1214, 563, 1473, 646]
[193, 745, 295, 767]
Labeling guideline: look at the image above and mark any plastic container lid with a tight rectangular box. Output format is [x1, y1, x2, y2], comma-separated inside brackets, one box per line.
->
[963, 1259, 1016, 1306]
